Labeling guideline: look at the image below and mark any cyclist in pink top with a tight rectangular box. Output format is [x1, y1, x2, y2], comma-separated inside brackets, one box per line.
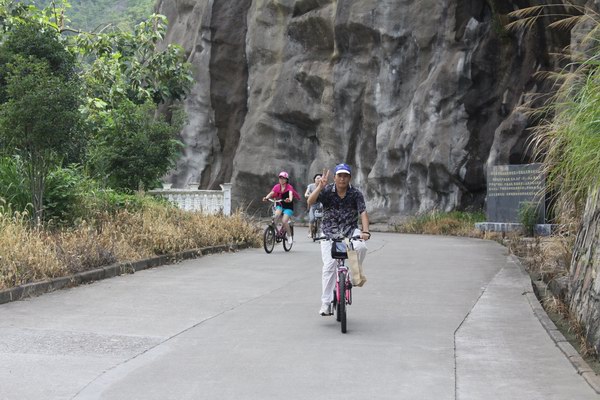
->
[263, 171, 301, 244]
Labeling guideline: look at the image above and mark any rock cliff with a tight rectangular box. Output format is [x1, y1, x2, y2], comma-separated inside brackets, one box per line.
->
[156, 0, 569, 219]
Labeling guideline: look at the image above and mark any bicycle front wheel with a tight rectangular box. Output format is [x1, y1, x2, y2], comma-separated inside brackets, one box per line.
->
[283, 225, 294, 252]
[283, 234, 293, 251]
[263, 225, 276, 253]
[339, 271, 347, 333]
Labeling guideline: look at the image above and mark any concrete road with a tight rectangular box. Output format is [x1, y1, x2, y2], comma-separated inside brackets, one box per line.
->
[0, 230, 597, 399]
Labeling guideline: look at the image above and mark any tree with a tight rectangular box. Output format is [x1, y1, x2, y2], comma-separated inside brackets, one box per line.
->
[73, 13, 193, 191]
[75, 14, 193, 112]
[0, 23, 82, 223]
[88, 100, 183, 192]
[0, 56, 82, 222]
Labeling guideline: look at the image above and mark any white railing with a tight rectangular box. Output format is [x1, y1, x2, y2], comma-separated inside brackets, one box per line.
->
[148, 183, 232, 215]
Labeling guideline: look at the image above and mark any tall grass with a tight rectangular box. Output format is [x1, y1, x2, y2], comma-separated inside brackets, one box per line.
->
[507, 4, 600, 223]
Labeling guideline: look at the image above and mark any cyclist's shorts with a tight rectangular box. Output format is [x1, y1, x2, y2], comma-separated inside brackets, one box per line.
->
[276, 205, 294, 217]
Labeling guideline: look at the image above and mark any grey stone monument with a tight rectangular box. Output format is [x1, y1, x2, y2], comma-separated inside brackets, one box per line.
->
[476, 163, 550, 235]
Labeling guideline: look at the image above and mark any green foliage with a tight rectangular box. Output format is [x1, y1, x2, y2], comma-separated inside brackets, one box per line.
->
[83, 188, 161, 214]
[33, 0, 156, 32]
[510, 5, 600, 223]
[0, 57, 81, 154]
[0, 155, 32, 213]
[0, 19, 75, 72]
[43, 164, 89, 224]
[0, 20, 76, 104]
[75, 13, 192, 113]
[0, 23, 83, 221]
[44, 164, 169, 226]
[0, 1, 193, 223]
[518, 201, 539, 237]
[88, 100, 184, 192]
[0, 0, 36, 31]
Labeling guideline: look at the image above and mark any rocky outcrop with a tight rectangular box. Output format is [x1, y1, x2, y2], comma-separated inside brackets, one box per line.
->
[156, 0, 570, 219]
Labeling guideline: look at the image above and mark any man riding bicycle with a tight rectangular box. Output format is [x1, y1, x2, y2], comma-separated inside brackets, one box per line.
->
[307, 163, 370, 316]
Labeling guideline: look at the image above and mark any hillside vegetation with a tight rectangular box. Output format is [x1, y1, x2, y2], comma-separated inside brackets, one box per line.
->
[33, 0, 155, 31]
[0, 1, 261, 293]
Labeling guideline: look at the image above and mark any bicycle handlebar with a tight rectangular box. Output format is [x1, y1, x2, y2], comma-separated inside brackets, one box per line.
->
[314, 235, 363, 241]
[265, 198, 293, 204]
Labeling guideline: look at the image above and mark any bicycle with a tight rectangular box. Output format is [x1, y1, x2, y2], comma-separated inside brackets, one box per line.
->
[311, 203, 323, 241]
[318, 235, 361, 333]
[263, 199, 294, 254]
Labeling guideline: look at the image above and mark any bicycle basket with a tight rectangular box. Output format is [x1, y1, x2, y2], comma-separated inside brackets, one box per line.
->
[331, 240, 348, 259]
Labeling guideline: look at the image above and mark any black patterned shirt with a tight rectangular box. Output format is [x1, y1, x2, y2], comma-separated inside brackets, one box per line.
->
[317, 183, 366, 239]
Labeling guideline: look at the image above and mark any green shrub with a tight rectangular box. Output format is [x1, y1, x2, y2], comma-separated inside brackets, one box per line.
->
[0, 155, 31, 213]
[45, 165, 169, 226]
[87, 101, 184, 192]
[518, 201, 540, 237]
[44, 165, 88, 225]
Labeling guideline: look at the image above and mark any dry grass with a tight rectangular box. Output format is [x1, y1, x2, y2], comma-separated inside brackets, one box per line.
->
[508, 234, 573, 281]
[507, 232, 598, 360]
[543, 295, 598, 358]
[394, 210, 485, 237]
[0, 204, 261, 290]
[0, 211, 68, 288]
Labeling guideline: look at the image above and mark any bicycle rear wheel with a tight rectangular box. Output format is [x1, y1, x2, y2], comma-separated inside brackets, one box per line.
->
[263, 225, 275, 253]
[312, 218, 320, 241]
[339, 271, 347, 333]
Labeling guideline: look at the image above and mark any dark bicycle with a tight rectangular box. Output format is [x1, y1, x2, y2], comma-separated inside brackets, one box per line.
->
[263, 199, 294, 253]
[311, 203, 323, 241]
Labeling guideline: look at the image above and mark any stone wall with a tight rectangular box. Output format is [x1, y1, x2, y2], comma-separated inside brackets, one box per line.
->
[569, 188, 600, 353]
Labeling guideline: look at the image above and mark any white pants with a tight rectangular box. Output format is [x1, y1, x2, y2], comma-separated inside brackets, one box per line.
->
[320, 229, 367, 305]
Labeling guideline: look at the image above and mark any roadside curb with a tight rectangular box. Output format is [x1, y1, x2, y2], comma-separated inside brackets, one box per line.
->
[509, 254, 600, 393]
[0, 242, 253, 306]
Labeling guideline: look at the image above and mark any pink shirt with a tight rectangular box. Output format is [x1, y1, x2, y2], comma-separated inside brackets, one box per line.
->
[271, 183, 301, 200]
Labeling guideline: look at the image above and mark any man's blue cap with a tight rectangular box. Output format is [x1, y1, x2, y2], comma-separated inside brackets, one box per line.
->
[334, 163, 352, 175]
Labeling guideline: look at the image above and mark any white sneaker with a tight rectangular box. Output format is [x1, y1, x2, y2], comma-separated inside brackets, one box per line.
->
[319, 304, 331, 316]
[288, 237, 293, 244]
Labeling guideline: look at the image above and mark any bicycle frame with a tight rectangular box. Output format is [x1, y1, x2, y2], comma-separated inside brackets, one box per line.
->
[269, 199, 293, 239]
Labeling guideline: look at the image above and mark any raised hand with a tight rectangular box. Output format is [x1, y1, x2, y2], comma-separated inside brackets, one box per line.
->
[319, 169, 330, 188]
